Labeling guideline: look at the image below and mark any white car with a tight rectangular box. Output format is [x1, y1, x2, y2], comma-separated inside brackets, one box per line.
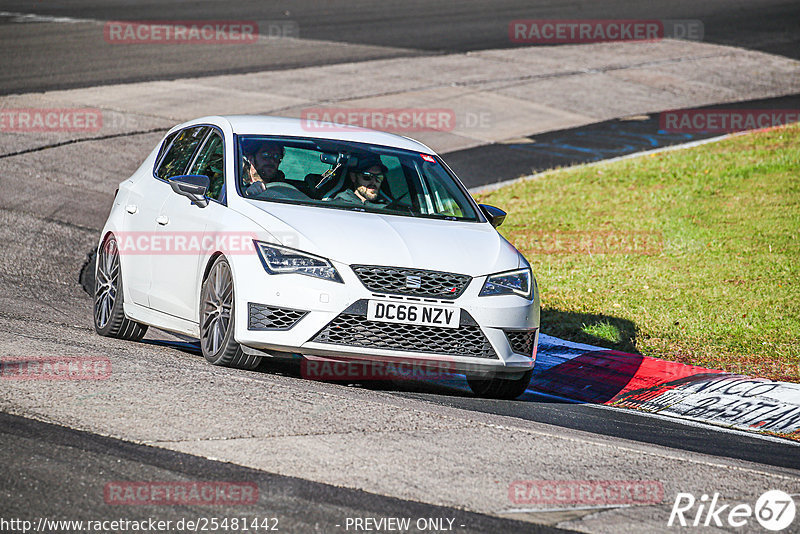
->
[94, 116, 539, 399]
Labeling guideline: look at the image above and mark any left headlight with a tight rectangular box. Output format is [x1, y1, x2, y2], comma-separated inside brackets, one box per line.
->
[479, 268, 532, 298]
[254, 241, 343, 283]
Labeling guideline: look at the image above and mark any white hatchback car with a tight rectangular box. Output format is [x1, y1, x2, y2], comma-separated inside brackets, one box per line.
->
[95, 116, 539, 398]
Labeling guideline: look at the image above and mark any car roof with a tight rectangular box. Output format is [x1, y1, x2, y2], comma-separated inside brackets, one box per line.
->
[183, 115, 437, 155]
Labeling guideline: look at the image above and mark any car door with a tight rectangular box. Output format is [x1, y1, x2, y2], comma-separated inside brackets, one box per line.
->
[120, 130, 176, 306]
[148, 128, 224, 321]
[125, 125, 209, 308]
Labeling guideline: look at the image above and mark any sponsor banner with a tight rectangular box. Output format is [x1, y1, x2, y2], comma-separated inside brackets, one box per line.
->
[300, 108, 457, 132]
[0, 108, 102, 133]
[660, 109, 800, 133]
[104, 20, 262, 44]
[509, 19, 703, 44]
[104, 482, 258, 505]
[301, 356, 457, 381]
[530, 335, 800, 435]
[612, 374, 800, 434]
[509, 480, 664, 506]
[1, 357, 111, 380]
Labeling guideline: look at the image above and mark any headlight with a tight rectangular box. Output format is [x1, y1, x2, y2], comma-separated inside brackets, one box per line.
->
[479, 268, 532, 298]
[254, 241, 343, 283]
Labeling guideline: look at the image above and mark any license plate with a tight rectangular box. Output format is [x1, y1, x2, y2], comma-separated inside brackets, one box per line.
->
[367, 300, 460, 329]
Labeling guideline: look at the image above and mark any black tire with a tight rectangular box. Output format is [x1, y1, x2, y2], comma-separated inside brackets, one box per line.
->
[200, 256, 261, 370]
[79, 247, 97, 296]
[94, 235, 148, 341]
[466, 370, 533, 400]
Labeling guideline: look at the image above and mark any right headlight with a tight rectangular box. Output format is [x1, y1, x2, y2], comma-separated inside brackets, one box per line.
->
[479, 268, 532, 298]
[253, 241, 343, 283]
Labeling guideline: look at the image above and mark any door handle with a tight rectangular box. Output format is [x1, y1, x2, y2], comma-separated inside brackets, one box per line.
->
[156, 215, 170, 226]
[125, 204, 138, 214]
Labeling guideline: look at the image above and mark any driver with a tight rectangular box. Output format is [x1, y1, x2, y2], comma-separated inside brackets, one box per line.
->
[334, 155, 389, 207]
[242, 141, 286, 196]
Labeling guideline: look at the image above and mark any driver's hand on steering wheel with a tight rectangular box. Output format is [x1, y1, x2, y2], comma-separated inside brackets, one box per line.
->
[244, 181, 266, 197]
[243, 158, 266, 196]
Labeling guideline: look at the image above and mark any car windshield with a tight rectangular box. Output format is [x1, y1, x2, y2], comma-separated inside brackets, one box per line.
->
[236, 136, 480, 221]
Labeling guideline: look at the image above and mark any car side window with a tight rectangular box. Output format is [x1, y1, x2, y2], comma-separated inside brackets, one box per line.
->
[380, 156, 410, 205]
[189, 131, 225, 201]
[156, 126, 209, 180]
[155, 131, 178, 166]
[418, 161, 468, 217]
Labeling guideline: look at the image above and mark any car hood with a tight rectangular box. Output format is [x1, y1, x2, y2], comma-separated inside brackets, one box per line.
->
[245, 201, 521, 276]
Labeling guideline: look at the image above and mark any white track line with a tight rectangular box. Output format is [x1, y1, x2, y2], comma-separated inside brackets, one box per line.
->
[0, 11, 98, 24]
[500, 504, 633, 514]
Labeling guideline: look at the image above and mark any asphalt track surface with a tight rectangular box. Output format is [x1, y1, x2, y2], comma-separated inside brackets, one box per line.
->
[1, 413, 565, 534]
[449, 92, 800, 188]
[199, 350, 800, 471]
[0, 0, 799, 94]
[62, 335, 800, 473]
[2, 2, 800, 531]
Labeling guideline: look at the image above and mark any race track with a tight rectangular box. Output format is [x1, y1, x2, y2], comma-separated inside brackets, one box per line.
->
[1, 2, 799, 532]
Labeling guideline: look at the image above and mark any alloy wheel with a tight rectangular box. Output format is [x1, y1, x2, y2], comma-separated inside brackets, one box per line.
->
[94, 238, 119, 329]
[201, 260, 233, 355]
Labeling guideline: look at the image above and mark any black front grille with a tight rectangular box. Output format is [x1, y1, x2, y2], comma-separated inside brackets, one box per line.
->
[248, 303, 308, 331]
[311, 307, 497, 359]
[351, 265, 471, 299]
[506, 330, 537, 356]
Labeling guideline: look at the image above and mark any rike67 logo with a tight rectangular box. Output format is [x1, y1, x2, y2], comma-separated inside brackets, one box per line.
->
[669, 490, 796, 531]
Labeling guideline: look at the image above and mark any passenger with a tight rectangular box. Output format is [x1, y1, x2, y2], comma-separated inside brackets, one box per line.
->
[334, 156, 389, 206]
[242, 141, 285, 196]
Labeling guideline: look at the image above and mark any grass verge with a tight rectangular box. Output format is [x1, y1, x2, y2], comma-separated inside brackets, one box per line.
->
[474, 124, 800, 382]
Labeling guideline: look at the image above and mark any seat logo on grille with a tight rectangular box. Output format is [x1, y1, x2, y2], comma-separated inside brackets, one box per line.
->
[406, 275, 422, 289]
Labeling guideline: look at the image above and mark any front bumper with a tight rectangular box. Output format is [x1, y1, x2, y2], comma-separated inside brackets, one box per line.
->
[233, 258, 539, 375]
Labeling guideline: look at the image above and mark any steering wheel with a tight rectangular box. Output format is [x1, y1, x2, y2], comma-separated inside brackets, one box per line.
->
[262, 182, 301, 192]
[245, 181, 305, 199]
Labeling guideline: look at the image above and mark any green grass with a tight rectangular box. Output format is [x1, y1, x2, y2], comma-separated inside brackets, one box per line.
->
[581, 321, 622, 344]
[475, 124, 800, 382]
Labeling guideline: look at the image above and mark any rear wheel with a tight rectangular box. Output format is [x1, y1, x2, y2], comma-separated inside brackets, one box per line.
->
[94, 235, 148, 341]
[467, 370, 533, 400]
[200, 256, 261, 370]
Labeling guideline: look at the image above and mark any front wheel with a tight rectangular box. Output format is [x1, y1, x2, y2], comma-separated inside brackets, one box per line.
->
[467, 370, 533, 400]
[200, 256, 261, 370]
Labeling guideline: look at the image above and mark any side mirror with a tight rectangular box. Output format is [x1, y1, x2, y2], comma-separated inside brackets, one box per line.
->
[479, 204, 506, 228]
[169, 175, 210, 207]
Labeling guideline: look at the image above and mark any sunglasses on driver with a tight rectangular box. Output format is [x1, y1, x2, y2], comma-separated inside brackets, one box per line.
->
[354, 170, 385, 183]
[256, 152, 283, 162]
